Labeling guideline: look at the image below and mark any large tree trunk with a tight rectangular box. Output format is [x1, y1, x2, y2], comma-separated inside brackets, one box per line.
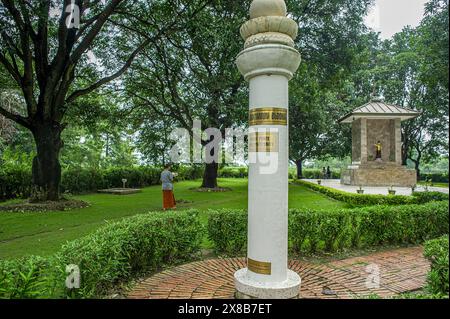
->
[31, 121, 63, 202]
[416, 165, 421, 181]
[296, 159, 303, 179]
[201, 162, 218, 188]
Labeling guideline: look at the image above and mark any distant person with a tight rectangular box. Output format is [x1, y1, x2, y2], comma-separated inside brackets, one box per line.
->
[326, 166, 332, 179]
[322, 167, 327, 179]
[161, 164, 177, 211]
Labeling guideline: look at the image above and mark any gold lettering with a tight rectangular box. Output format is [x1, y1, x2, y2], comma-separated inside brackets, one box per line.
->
[249, 132, 279, 152]
[249, 107, 288, 126]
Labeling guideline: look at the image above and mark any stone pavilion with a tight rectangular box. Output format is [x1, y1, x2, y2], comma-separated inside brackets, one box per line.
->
[339, 99, 421, 187]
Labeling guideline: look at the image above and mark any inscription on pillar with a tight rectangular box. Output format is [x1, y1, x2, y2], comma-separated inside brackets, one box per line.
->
[249, 132, 279, 152]
[249, 107, 287, 126]
[248, 258, 272, 275]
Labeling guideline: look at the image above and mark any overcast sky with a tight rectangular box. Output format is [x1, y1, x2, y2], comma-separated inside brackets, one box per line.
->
[365, 0, 428, 39]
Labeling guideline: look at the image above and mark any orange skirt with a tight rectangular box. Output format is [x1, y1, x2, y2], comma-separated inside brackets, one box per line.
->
[162, 190, 176, 209]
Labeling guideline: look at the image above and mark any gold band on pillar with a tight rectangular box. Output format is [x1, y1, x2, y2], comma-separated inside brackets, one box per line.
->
[249, 107, 288, 126]
[248, 258, 272, 275]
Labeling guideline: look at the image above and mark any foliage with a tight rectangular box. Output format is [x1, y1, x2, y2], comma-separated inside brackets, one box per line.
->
[0, 179, 347, 260]
[295, 180, 449, 206]
[0, 165, 205, 200]
[294, 169, 341, 180]
[0, 0, 209, 200]
[420, 172, 449, 183]
[0, 210, 203, 299]
[0, 256, 61, 299]
[207, 209, 248, 256]
[218, 167, 248, 178]
[423, 236, 449, 296]
[207, 201, 449, 255]
[0, 165, 33, 200]
[412, 191, 450, 204]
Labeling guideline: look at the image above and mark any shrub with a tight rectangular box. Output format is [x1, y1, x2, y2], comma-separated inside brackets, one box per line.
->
[412, 191, 450, 204]
[300, 169, 341, 179]
[294, 180, 449, 206]
[0, 210, 204, 299]
[207, 209, 247, 255]
[61, 168, 106, 193]
[0, 165, 33, 200]
[207, 201, 449, 255]
[1, 165, 205, 200]
[0, 256, 62, 299]
[218, 167, 248, 178]
[176, 165, 204, 181]
[423, 236, 449, 296]
[421, 172, 449, 184]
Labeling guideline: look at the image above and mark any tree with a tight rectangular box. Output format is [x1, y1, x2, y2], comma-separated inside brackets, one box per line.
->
[0, 0, 205, 200]
[377, 25, 448, 178]
[124, 0, 250, 188]
[288, 0, 374, 177]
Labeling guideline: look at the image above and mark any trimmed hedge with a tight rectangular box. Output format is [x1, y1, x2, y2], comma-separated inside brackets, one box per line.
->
[295, 179, 449, 206]
[207, 209, 247, 255]
[216, 168, 342, 179]
[0, 165, 204, 200]
[0, 166, 33, 200]
[423, 236, 449, 296]
[207, 201, 449, 255]
[0, 210, 203, 299]
[298, 169, 341, 179]
[421, 172, 449, 183]
[218, 167, 248, 178]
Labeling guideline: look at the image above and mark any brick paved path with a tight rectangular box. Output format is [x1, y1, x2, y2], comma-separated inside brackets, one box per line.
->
[127, 246, 429, 299]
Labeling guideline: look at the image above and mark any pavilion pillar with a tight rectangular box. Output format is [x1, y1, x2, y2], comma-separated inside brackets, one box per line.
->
[234, 0, 301, 299]
[395, 118, 402, 165]
[360, 118, 368, 164]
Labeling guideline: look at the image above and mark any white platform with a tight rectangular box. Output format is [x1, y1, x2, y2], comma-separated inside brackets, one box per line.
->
[234, 268, 301, 299]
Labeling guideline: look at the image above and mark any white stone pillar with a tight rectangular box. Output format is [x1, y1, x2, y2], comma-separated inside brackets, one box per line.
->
[234, 0, 301, 299]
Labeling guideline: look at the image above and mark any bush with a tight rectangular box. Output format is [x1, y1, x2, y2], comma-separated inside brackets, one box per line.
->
[1, 165, 205, 200]
[207, 201, 449, 255]
[176, 165, 204, 181]
[0, 256, 61, 299]
[0, 210, 204, 299]
[61, 168, 106, 193]
[412, 191, 450, 204]
[218, 167, 248, 178]
[421, 172, 449, 183]
[207, 209, 247, 255]
[0, 165, 33, 200]
[300, 169, 341, 179]
[294, 180, 449, 206]
[423, 236, 449, 296]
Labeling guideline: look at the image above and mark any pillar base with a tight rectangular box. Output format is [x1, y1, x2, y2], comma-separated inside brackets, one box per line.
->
[234, 268, 301, 299]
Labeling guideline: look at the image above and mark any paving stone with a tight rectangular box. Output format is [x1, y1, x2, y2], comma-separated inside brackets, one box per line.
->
[126, 246, 429, 299]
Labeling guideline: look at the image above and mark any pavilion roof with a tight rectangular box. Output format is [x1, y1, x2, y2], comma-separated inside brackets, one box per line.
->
[338, 100, 422, 123]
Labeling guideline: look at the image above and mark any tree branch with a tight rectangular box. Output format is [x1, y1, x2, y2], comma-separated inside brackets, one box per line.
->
[70, 0, 123, 63]
[66, 38, 150, 104]
[0, 105, 31, 129]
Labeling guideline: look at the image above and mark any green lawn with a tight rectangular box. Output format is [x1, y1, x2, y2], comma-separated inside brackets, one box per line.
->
[0, 178, 348, 260]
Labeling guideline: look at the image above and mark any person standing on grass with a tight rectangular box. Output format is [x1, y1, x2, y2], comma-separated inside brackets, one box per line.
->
[161, 164, 177, 211]
[326, 166, 332, 179]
